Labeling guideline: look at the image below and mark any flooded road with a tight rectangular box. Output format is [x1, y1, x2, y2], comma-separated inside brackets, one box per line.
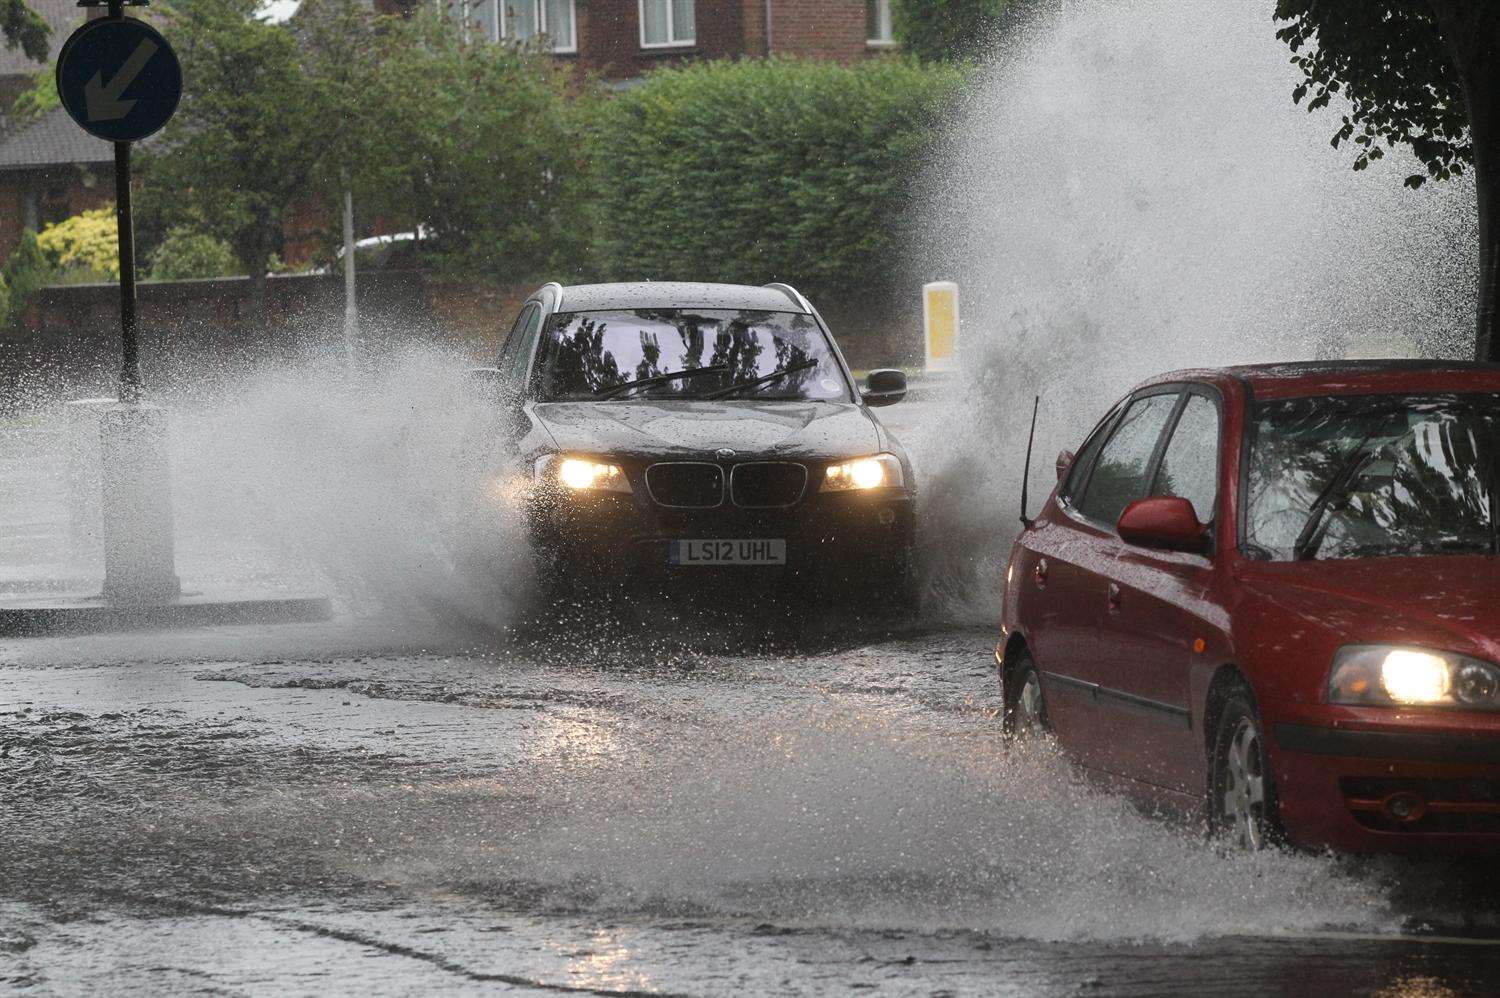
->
[5, 617, 1500, 996]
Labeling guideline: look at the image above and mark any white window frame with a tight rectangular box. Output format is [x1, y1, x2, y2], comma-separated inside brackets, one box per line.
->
[446, 0, 576, 53]
[639, 0, 696, 49]
[867, 0, 896, 48]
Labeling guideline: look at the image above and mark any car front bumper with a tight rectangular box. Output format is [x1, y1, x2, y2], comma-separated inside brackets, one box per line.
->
[526, 485, 916, 594]
[1267, 702, 1500, 853]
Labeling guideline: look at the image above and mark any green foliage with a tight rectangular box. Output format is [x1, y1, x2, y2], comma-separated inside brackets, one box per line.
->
[1, 0, 49, 63]
[0, 230, 53, 327]
[350, 8, 593, 278]
[10, 61, 57, 122]
[1274, 1, 1477, 189]
[148, 227, 240, 280]
[0, 269, 9, 330]
[37, 208, 119, 279]
[141, 0, 322, 284]
[892, 0, 1010, 62]
[588, 57, 970, 298]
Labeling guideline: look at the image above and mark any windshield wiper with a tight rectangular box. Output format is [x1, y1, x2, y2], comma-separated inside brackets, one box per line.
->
[696, 359, 820, 401]
[1293, 430, 1380, 561]
[594, 365, 728, 400]
[1341, 539, 1494, 559]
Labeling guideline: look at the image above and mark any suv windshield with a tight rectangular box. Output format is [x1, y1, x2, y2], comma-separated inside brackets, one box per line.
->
[534, 309, 851, 402]
[1245, 393, 1500, 561]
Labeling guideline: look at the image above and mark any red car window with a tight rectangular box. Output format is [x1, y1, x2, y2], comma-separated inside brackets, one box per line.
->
[1077, 392, 1179, 526]
[1152, 393, 1219, 523]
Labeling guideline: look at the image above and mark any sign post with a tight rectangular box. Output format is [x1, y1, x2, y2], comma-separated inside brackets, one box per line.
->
[56, 2, 184, 604]
[57, 0, 182, 400]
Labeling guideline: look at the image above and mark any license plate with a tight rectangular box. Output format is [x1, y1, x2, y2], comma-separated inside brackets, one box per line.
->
[669, 539, 787, 566]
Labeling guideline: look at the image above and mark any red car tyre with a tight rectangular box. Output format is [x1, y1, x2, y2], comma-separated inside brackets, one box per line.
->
[1210, 684, 1287, 850]
[1006, 650, 1050, 739]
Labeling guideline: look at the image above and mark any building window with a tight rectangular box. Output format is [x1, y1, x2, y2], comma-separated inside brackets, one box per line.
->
[447, 0, 576, 53]
[640, 0, 695, 48]
[867, 0, 895, 46]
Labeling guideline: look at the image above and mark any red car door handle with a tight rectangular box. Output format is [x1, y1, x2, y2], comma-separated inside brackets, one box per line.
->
[1107, 582, 1122, 611]
[1034, 559, 1049, 587]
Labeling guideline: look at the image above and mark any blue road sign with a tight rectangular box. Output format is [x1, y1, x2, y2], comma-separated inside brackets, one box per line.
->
[56, 16, 181, 143]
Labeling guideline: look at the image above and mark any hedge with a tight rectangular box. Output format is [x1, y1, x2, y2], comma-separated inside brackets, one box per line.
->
[588, 57, 970, 299]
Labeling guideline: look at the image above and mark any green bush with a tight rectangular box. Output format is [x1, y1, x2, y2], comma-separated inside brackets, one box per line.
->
[37, 208, 119, 279]
[1, 230, 54, 326]
[357, 9, 595, 280]
[589, 57, 970, 299]
[148, 227, 240, 280]
[10, 62, 58, 122]
[893, 0, 1012, 62]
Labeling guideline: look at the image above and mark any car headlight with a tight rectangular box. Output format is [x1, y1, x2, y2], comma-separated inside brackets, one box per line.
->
[822, 453, 904, 492]
[534, 454, 630, 494]
[1328, 645, 1500, 710]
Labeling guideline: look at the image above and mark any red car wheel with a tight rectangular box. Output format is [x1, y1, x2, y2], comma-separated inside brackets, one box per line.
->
[1210, 686, 1286, 850]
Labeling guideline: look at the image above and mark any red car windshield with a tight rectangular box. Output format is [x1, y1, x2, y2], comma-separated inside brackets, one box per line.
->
[535, 309, 851, 402]
[1244, 393, 1500, 561]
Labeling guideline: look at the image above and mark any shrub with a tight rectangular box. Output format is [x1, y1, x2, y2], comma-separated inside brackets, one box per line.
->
[588, 57, 970, 299]
[1, 230, 54, 326]
[0, 269, 9, 329]
[893, 0, 1012, 63]
[148, 227, 240, 280]
[37, 208, 119, 279]
[10, 63, 58, 122]
[354, 8, 595, 280]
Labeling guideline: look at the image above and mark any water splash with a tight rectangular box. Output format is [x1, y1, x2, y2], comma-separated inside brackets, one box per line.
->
[367, 707, 1393, 943]
[5, 341, 534, 629]
[908, 0, 1478, 618]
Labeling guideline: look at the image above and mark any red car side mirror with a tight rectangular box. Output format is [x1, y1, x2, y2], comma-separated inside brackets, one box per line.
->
[1117, 497, 1210, 554]
[1055, 450, 1075, 482]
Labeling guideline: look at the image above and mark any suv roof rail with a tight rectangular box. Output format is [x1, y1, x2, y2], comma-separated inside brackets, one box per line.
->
[764, 283, 812, 314]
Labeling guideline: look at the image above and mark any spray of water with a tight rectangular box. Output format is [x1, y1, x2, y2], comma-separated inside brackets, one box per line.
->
[8, 339, 534, 629]
[345, 707, 1392, 942]
[908, 0, 1478, 618]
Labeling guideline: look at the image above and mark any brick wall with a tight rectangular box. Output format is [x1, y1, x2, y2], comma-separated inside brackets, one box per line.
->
[1, 271, 917, 407]
[766, 0, 870, 61]
[375, 1, 884, 81]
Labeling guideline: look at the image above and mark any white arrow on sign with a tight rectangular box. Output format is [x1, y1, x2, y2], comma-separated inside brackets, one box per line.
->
[84, 38, 158, 122]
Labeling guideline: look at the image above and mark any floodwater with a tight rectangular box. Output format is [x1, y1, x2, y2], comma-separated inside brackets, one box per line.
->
[5, 617, 1500, 996]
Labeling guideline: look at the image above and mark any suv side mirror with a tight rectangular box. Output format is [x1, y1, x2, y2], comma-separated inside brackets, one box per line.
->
[1117, 497, 1210, 554]
[1055, 449, 1075, 483]
[861, 369, 907, 407]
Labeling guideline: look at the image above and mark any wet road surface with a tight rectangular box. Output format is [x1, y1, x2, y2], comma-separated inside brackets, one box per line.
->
[6, 615, 1500, 996]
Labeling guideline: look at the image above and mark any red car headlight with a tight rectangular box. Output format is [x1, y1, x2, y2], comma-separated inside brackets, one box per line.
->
[1328, 645, 1500, 710]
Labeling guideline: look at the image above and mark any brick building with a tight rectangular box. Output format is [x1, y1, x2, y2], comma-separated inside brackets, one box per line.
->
[0, 0, 115, 260]
[439, 1, 896, 80]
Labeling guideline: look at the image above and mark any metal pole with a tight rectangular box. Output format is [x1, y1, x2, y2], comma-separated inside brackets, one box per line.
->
[114, 138, 139, 401]
[342, 187, 357, 367]
[107, 0, 139, 402]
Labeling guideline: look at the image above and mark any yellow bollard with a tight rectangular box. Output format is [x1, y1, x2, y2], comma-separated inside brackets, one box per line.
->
[922, 281, 959, 374]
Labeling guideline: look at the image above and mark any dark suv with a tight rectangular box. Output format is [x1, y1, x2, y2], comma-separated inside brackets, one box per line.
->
[470, 282, 917, 609]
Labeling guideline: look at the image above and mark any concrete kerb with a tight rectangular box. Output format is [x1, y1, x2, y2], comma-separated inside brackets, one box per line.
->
[0, 592, 332, 637]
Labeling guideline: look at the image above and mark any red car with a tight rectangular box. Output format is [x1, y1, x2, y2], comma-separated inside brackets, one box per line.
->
[998, 360, 1500, 853]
